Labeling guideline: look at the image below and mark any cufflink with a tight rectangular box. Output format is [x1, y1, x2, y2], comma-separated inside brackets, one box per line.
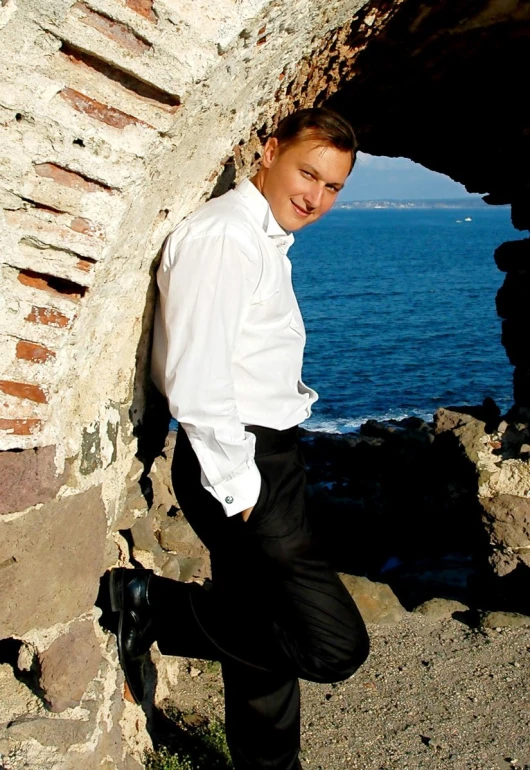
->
[225, 496, 234, 504]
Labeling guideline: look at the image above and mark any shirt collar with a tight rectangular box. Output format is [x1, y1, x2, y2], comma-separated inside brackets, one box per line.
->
[235, 178, 295, 255]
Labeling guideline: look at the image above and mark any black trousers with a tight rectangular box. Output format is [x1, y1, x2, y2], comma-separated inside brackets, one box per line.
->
[148, 425, 369, 770]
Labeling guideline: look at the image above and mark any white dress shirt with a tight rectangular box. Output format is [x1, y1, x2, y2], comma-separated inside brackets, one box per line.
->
[151, 178, 318, 515]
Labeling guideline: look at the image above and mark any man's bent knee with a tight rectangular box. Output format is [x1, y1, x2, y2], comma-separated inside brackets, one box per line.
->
[337, 626, 370, 680]
[298, 623, 370, 684]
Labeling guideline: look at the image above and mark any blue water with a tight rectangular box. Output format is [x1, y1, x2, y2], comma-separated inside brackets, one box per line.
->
[289, 207, 525, 433]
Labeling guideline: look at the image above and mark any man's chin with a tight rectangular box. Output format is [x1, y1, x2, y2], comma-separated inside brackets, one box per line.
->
[289, 221, 310, 232]
[279, 213, 315, 232]
[272, 206, 316, 232]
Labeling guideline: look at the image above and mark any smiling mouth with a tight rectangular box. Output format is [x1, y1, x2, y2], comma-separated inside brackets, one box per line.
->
[291, 201, 312, 217]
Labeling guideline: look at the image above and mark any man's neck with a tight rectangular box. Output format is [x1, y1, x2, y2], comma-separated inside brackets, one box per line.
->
[250, 170, 265, 197]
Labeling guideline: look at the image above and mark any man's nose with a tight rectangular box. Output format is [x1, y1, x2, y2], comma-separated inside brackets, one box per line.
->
[304, 184, 324, 210]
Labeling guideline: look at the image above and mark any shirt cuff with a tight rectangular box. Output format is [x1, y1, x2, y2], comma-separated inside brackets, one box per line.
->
[206, 461, 262, 516]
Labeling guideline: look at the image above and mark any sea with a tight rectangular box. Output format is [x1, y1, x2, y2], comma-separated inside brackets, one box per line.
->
[289, 204, 526, 433]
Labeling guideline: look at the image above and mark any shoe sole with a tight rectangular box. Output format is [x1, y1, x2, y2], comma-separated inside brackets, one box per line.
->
[109, 568, 144, 705]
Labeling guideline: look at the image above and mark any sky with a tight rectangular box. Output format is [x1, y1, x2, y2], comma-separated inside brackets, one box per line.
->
[339, 152, 478, 201]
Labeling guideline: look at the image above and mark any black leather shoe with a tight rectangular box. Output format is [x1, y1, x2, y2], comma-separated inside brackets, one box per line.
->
[109, 567, 155, 703]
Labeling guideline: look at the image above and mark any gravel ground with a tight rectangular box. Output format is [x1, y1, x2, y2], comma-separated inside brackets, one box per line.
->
[167, 614, 530, 770]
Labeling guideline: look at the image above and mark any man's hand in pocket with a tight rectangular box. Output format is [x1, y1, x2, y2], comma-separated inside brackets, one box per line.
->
[241, 506, 254, 522]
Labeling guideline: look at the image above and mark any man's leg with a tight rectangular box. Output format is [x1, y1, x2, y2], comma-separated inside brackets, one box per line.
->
[223, 664, 301, 770]
[143, 426, 369, 770]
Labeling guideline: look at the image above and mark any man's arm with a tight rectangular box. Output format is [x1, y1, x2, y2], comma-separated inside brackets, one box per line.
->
[157, 229, 261, 517]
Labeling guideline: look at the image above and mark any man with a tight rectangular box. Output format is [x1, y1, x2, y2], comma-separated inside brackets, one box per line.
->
[110, 107, 369, 770]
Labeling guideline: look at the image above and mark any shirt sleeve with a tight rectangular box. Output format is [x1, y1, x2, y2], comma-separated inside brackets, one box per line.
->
[157, 228, 261, 516]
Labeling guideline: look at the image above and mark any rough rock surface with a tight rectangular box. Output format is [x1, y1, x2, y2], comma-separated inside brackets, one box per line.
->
[0, 486, 106, 637]
[413, 598, 470, 621]
[0, 632, 149, 770]
[0, 445, 69, 514]
[340, 574, 406, 624]
[0, 663, 44, 726]
[38, 619, 102, 713]
[480, 611, 530, 630]
[481, 494, 530, 576]
[130, 430, 211, 580]
[435, 407, 530, 581]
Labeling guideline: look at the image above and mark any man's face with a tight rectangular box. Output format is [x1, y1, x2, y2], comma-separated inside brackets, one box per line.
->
[259, 133, 353, 232]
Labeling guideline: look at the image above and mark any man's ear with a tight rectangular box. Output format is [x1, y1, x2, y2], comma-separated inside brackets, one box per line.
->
[261, 137, 279, 169]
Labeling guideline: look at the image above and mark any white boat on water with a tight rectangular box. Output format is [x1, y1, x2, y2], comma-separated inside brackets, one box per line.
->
[464, 216, 472, 222]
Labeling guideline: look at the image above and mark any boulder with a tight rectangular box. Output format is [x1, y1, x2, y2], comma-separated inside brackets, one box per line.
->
[177, 557, 207, 582]
[435, 408, 487, 464]
[480, 494, 530, 576]
[160, 553, 181, 581]
[130, 514, 159, 552]
[339, 574, 407, 624]
[157, 514, 200, 552]
[413, 598, 470, 621]
[480, 611, 530, 629]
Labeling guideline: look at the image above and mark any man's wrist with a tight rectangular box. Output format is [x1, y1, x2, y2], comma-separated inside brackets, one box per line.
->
[206, 460, 261, 516]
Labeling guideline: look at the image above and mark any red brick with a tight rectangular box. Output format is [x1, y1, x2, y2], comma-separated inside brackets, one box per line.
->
[74, 2, 151, 55]
[18, 270, 85, 300]
[0, 380, 47, 404]
[0, 419, 41, 436]
[16, 340, 56, 364]
[25, 306, 71, 328]
[60, 87, 152, 130]
[76, 258, 94, 272]
[34, 163, 112, 193]
[19, 272, 54, 293]
[123, 0, 156, 22]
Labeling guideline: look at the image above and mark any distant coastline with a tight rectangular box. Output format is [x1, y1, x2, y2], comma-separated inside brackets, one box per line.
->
[335, 198, 508, 210]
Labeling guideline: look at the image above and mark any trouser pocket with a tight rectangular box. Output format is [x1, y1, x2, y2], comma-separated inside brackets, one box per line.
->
[245, 470, 270, 526]
[245, 448, 306, 536]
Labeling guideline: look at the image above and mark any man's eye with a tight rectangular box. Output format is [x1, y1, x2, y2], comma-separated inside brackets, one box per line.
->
[301, 170, 313, 178]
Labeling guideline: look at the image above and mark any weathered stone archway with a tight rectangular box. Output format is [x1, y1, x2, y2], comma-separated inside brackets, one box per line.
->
[0, 1, 529, 767]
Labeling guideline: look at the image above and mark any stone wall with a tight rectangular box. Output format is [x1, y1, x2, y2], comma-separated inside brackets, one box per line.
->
[1, 0, 529, 767]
